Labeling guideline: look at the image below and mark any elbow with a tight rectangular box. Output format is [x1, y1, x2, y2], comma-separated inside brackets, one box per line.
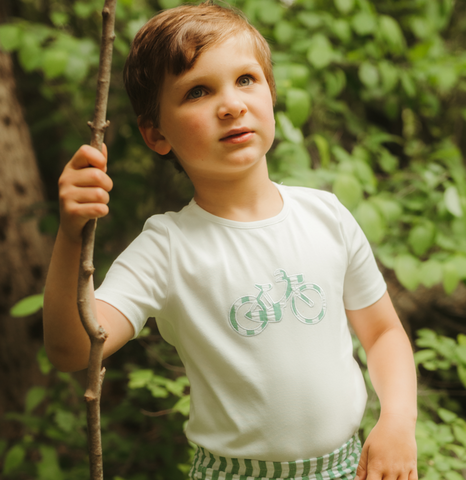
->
[44, 342, 89, 373]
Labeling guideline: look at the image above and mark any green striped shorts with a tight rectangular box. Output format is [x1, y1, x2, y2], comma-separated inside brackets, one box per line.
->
[189, 433, 361, 480]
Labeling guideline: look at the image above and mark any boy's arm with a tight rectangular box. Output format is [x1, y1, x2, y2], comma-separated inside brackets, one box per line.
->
[43, 145, 134, 372]
[346, 291, 418, 480]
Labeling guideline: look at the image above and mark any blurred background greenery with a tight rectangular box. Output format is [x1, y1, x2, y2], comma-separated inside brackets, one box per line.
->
[1, 0, 466, 478]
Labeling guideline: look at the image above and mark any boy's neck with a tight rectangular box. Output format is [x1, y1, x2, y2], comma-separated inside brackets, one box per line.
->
[191, 163, 283, 222]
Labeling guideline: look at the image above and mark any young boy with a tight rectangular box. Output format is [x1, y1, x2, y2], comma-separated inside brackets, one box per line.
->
[43, 2, 418, 479]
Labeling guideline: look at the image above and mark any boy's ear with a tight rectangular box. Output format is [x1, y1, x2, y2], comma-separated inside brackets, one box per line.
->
[138, 121, 171, 155]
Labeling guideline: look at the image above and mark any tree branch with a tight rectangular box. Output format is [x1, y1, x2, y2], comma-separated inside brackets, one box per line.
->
[77, 1, 116, 479]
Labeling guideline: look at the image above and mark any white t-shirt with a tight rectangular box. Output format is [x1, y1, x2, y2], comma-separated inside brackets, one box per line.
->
[95, 184, 387, 461]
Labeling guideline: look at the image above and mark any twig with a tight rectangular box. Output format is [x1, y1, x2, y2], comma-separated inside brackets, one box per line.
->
[77, 1, 117, 479]
[141, 408, 174, 417]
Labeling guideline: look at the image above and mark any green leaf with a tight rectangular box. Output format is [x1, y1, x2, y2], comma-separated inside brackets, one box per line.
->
[457, 365, 466, 389]
[333, 174, 363, 211]
[443, 262, 460, 295]
[434, 66, 458, 93]
[450, 255, 466, 280]
[378, 61, 398, 93]
[148, 383, 169, 398]
[126, 18, 148, 41]
[172, 395, 190, 417]
[410, 16, 433, 40]
[50, 12, 69, 27]
[73, 2, 97, 18]
[332, 145, 352, 163]
[419, 260, 443, 288]
[159, 0, 183, 8]
[297, 12, 324, 30]
[37, 445, 63, 480]
[379, 149, 399, 174]
[453, 424, 466, 447]
[3, 444, 26, 475]
[43, 49, 69, 79]
[312, 135, 330, 167]
[64, 55, 89, 83]
[334, 0, 355, 15]
[414, 349, 436, 366]
[165, 378, 188, 397]
[257, 2, 283, 25]
[18, 42, 43, 72]
[444, 186, 463, 217]
[274, 142, 311, 173]
[54, 410, 75, 433]
[352, 11, 376, 36]
[394, 254, 420, 291]
[352, 160, 377, 193]
[437, 408, 458, 423]
[128, 369, 154, 389]
[0, 24, 23, 51]
[25, 386, 46, 413]
[370, 197, 402, 223]
[286, 88, 311, 128]
[276, 112, 303, 144]
[10, 294, 43, 317]
[359, 62, 379, 89]
[307, 34, 334, 69]
[332, 19, 352, 43]
[452, 217, 466, 238]
[37, 346, 53, 375]
[137, 327, 151, 338]
[274, 63, 310, 90]
[408, 222, 436, 256]
[274, 21, 295, 45]
[324, 69, 346, 97]
[128, 370, 172, 398]
[379, 15, 405, 54]
[357, 345, 367, 365]
[354, 201, 386, 244]
[400, 71, 416, 98]
[445, 473, 465, 480]
[448, 254, 466, 280]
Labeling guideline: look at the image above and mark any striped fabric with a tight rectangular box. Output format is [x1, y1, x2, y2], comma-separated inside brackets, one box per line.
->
[189, 434, 361, 480]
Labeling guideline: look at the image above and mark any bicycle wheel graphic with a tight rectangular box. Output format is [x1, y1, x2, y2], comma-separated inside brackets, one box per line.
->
[228, 296, 269, 337]
[291, 283, 326, 325]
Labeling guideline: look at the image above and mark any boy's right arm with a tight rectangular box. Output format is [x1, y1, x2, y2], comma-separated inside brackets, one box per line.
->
[43, 145, 134, 372]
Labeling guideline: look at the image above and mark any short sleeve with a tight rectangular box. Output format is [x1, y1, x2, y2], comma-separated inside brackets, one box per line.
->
[94, 216, 170, 338]
[336, 200, 387, 310]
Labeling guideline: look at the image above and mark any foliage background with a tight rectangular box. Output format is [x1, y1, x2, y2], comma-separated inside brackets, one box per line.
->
[1, 0, 466, 478]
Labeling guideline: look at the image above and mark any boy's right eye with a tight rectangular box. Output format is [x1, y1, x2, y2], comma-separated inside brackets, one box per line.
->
[187, 87, 206, 99]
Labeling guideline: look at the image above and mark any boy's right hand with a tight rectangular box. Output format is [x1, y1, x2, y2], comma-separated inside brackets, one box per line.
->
[58, 144, 113, 243]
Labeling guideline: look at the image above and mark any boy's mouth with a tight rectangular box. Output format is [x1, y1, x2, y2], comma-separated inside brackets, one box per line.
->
[220, 128, 254, 143]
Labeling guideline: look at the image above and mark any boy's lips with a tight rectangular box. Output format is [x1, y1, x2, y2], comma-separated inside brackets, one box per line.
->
[220, 128, 254, 143]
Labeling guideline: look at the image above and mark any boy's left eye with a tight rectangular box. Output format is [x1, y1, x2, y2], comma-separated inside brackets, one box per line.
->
[238, 76, 254, 87]
[188, 87, 206, 99]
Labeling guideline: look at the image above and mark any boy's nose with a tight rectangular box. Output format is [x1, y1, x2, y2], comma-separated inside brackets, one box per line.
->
[217, 94, 248, 119]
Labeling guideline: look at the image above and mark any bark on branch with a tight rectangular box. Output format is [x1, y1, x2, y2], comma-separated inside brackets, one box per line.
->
[77, 1, 116, 479]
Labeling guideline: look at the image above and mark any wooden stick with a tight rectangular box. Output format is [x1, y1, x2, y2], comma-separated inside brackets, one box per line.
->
[77, 1, 116, 479]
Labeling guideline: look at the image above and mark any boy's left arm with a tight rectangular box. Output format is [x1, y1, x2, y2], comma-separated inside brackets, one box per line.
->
[346, 291, 418, 480]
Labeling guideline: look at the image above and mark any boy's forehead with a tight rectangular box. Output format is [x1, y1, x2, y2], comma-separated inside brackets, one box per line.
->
[168, 37, 263, 85]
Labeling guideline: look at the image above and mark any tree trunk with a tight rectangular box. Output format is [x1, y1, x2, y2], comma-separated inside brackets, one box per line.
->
[0, 49, 52, 419]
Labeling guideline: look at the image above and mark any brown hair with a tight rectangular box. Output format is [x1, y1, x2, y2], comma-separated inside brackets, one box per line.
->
[123, 1, 276, 129]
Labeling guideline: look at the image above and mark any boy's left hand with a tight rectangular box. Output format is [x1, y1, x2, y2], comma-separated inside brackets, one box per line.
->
[355, 414, 418, 480]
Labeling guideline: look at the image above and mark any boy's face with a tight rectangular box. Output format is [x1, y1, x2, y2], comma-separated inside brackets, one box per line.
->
[141, 35, 275, 183]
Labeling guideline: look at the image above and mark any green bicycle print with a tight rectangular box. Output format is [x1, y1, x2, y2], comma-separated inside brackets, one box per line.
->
[228, 268, 327, 337]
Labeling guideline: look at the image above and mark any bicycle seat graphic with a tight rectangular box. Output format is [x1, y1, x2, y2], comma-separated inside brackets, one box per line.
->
[229, 268, 326, 336]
